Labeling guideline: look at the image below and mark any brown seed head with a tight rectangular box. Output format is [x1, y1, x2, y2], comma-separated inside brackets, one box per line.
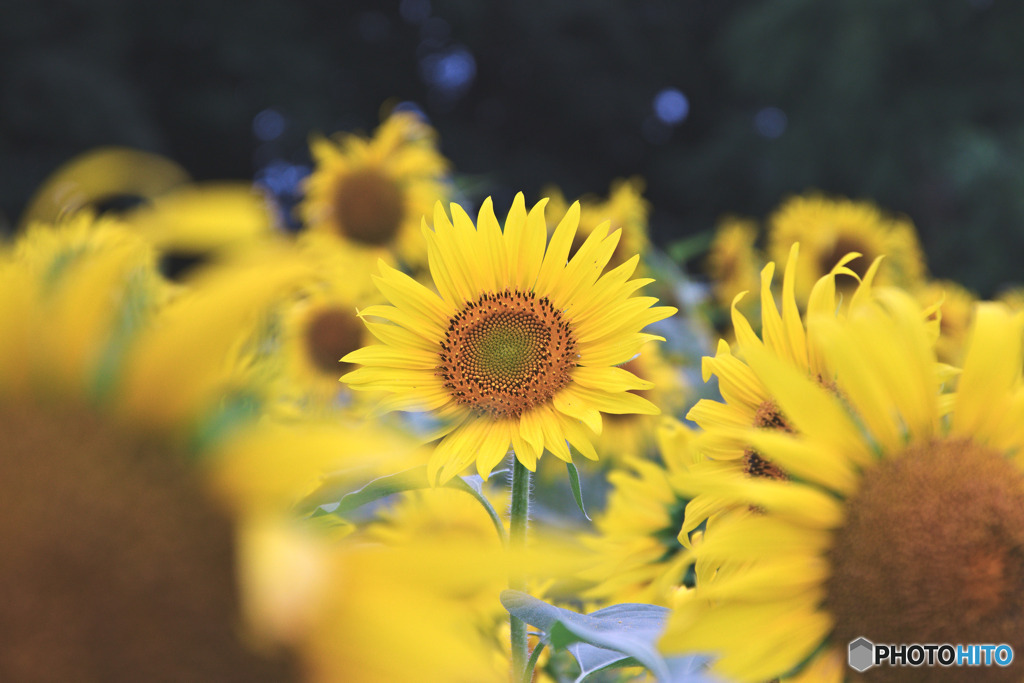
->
[0, 399, 296, 683]
[304, 306, 363, 376]
[332, 168, 404, 246]
[436, 289, 577, 419]
[825, 439, 1024, 682]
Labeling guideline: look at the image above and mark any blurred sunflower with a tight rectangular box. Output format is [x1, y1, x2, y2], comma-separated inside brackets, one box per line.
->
[997, 285, 1024, 312]
[213, 426, 583, 683]
[916, 278, 978, 366]
[19, 147, 282, 277]
[581, 418, 703, 607]
[662, 292, 1024, 682]
[274, 234, 382, 409]
[342, 194, 676, 482]
[705, 215, 762, 312]
[300, 111, 450, 267]
[0, 216, 310, 681]
[767, 192, 926, 304]
[545, 176, 651, 271]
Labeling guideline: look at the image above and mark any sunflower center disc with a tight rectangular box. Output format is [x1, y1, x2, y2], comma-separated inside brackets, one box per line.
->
[825, 439, 1024, 681]
[333, 168, 404, 246]
[0, 399, 293, 681]
[304, 306, 363, 375]
[817, 235, 872, 282]
[437, 289, 577, 419]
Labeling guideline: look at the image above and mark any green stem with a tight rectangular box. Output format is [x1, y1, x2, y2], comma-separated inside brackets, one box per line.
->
[509, 455, 532, 681]
[521, 641, 546, 683]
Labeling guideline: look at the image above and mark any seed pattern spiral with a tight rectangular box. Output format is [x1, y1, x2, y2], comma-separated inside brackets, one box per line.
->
[437, 289, 578, 419]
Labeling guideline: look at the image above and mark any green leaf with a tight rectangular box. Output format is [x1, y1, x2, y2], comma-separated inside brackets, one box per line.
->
[445, 471, 508, 544]
[666, 231, 714, 264]
[566, 462, 591, 521]
[298, 465, 508, 544]
[310, 465, 432, 517]
[500, 590, 672, 681]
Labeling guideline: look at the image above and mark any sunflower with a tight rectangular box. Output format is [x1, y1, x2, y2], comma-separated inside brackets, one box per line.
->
[209, 417, 514, 683]
[661, 290, 1024, 682]
[272, 233, 382, 409]
[581, 418, 704, 607]
[916, 278, 978, 366]
[687, 243, 872, 466]
[17, 146, 190, 229]
[679, 244, 889, 548]
[767, 192, 926, 304]
[342, 193, 676, 482]
[705, 215, 762, 312]
[213, 424, 583, 683]
[0, 217, 310, 681]
[544, 176, 651, 271]
[299, 110, 450, 267]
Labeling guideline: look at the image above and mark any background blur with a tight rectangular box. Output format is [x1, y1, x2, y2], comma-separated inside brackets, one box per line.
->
[3, 0, 1023, 296]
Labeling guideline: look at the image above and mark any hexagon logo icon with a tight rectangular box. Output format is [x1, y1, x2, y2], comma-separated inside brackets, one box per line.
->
[848, 637, 875, 672]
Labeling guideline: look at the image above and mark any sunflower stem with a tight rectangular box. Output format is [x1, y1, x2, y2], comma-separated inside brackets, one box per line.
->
[508, 454, 532, 681]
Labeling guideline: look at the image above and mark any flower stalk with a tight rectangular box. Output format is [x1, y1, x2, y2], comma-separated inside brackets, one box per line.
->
[508, 455, 532, 681]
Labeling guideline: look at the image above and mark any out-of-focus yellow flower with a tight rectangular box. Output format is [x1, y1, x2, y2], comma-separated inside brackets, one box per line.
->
[300, 111, 450, 267]
[0, 216, 308, 681]
[271, 233, 382, 410]
[767, 192, 926, 304]
[662, 292, 1024, 683]
[343, 194, 676, 482]
[19, 148, 281, 270]
[706, 215, 762, 311]
[545, 176, 651, 272]
[581, 418, 703, 607]
[214, 422, 583, 682]
[121, 181, 280, 254]
[997, 285, 1024, 312]
[916, 279, 978, 366]
[17, 147, 190, 229]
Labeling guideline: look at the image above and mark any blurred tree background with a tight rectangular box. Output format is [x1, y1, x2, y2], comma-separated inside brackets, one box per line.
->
[2, 0, 1023, 296]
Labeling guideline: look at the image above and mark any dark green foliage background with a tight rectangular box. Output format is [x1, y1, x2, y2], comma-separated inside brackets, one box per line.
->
[2, 0, 1023, 296]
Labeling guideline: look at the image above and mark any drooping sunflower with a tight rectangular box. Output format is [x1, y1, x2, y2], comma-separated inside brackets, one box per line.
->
[544, 176, 651, 271]
[767, 192, 926, 304]
[342, 193, 676, 482]
[299, 110, 450, 267]
[662, 291, 1024, 682]
[0, 217, 311, 681]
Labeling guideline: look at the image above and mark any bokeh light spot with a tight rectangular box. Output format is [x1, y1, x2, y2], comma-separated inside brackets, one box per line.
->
[252, 108, 285, 142]
[754, 107, 788, 139]
[420, 46, 476, 97]
[653, 88, 689, 125]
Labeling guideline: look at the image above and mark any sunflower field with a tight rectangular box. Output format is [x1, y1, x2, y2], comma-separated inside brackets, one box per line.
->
[4, 4, 1024, 683]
